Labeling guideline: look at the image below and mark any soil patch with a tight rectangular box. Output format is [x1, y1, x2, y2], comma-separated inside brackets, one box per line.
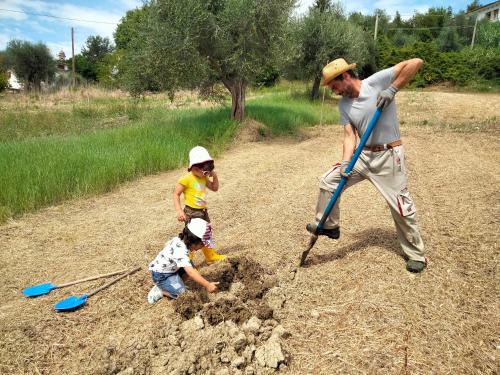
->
[174, 257, 277, 324]
[140, 257, 290, 374]
[235, 119, 271, 143]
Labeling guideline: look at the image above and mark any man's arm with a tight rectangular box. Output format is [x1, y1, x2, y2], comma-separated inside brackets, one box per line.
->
[342, 124, 357, 161]
[377, 58, 423, 109]
[392, 58, 424, 90]
[340, 124, 357, 177]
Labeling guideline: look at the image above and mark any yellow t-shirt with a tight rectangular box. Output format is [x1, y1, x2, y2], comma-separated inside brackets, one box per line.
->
[178, 172, 208, 209]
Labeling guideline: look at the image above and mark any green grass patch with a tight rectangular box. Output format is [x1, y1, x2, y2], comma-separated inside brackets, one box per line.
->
[247, 92, 339, 135]
[0, 107, 236, 221]
[0, 99, 147, 141]
[0, 87, 338, 222]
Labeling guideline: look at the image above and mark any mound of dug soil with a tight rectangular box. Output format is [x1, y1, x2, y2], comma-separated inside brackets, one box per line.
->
[173, 257, 278, 324]
[93, 258, 289, 375]
[148, 256, 290, 374]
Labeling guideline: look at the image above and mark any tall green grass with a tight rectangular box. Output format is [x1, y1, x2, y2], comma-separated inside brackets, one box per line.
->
[0, 108, 236, 220]
[248, 92, 338, 135]
[0, 89, 338, 221]
[0, 100, 144, 141]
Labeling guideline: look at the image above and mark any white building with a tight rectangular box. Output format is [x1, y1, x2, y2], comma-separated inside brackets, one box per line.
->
[7, 70, 23, 91]
[466, 1, 500, 21]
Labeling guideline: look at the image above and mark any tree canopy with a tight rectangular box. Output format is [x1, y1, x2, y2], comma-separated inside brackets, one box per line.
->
[114, 8, 148, 50]
[291, 0, 373, 99]
[4, 40, 55, 91]
[76, 35, 114, 81]
[120, 0, 295, 120]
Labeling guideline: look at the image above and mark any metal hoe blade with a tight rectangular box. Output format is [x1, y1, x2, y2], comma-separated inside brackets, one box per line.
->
[54, 295, 88, 311]
[22, 283, 58, 297]
[299, 235, 318, 267]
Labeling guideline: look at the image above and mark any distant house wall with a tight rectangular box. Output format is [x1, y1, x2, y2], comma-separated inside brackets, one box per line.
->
[7, 70, 23, 91]
[467, 1, 500, 21]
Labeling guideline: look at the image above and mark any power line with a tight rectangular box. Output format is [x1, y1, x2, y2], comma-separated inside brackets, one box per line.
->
[0, 8, 118, 25]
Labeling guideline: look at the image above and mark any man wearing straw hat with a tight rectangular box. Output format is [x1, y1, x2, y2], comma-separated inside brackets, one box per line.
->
[306, 58, 427, 273]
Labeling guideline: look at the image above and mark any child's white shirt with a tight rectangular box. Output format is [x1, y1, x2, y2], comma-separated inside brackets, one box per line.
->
[149, 237, 192, 274]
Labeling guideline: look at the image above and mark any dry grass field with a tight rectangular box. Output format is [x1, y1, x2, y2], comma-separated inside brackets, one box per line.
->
[0, 91, 498, 374]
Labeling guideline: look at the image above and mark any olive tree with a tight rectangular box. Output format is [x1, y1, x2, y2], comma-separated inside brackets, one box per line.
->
[114, 7, 149, 50]
[76, 35, 114, 81]
[293, 2, 372, 99]
[120, 0, 295, 120]
[5, 40, 55, 91]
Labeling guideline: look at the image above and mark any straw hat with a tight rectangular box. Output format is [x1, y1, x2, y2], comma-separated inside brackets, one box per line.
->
[321, 58, 357, 86]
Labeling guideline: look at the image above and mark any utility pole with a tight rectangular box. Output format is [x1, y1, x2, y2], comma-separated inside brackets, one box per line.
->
[71, 27, 76, 87]
[374, 13, 379, 41]
[471, 17, 478, 49]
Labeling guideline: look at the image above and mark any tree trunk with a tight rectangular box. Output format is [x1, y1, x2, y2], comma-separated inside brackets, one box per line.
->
[229, 81, 246, 121]
[311, 74, 321, 100]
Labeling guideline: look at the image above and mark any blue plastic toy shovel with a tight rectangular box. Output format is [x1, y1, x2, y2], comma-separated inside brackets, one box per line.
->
[54, 266, 141, 312]
[22, 269, 128, 297]
[299, 107, 383, 266]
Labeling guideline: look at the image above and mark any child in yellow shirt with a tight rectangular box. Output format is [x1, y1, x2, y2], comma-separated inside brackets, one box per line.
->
[173, 146, 226, 263]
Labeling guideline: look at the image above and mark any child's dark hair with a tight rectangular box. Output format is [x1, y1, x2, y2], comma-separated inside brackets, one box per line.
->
[189, 160, 214, 172]
[179, 225, 203, 249]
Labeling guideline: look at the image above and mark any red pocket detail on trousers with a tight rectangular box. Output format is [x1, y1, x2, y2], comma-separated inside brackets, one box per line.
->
[397, 188, 416, 217]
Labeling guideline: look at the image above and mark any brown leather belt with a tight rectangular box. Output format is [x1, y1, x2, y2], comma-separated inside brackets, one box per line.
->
[363, 139, 402, 152]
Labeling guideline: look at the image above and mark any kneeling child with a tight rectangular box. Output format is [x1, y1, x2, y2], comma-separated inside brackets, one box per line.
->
[148, 218, 219, 303]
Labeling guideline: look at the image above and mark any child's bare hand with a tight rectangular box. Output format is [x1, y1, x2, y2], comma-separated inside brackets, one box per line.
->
[177, 211, 187, 222]
[204, 170, 215, 177]
[205, 282, 219, 293]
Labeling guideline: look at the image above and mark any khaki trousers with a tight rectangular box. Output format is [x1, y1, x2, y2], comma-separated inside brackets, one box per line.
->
[315, 145, 425, 262]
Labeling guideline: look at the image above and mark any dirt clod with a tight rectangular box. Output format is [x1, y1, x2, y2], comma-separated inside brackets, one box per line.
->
[174, 290, 208, 320]
[165, 257, 289, 372]
[173, 256, 278, 326]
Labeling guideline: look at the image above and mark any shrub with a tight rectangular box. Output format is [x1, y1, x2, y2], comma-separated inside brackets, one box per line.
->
[0, 71, 8, 92]
[476, 20, 500, 49]
[378, 41, 500, 87]
[253, 65, 281, 88]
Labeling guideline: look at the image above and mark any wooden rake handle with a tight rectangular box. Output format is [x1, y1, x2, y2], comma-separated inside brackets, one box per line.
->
[58, 269, 129, 288]
[87, 266, 141, 298]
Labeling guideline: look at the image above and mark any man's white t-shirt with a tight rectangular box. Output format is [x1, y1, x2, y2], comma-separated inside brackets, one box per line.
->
[149, 237, 192, 274]
[339, 67, 400, 146]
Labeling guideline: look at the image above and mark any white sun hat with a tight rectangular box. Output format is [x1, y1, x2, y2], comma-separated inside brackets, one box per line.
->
[188, 146, 213, 169]
[187, 218, 211, 241]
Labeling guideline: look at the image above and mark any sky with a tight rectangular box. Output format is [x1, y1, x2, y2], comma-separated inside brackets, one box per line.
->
[0, 0, 475, 58]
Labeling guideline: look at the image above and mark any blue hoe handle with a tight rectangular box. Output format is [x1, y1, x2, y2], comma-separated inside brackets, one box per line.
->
[317, 107, 383, 231]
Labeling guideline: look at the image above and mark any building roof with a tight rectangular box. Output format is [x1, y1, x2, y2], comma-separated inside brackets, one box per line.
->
[466, 1, 500, 16]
